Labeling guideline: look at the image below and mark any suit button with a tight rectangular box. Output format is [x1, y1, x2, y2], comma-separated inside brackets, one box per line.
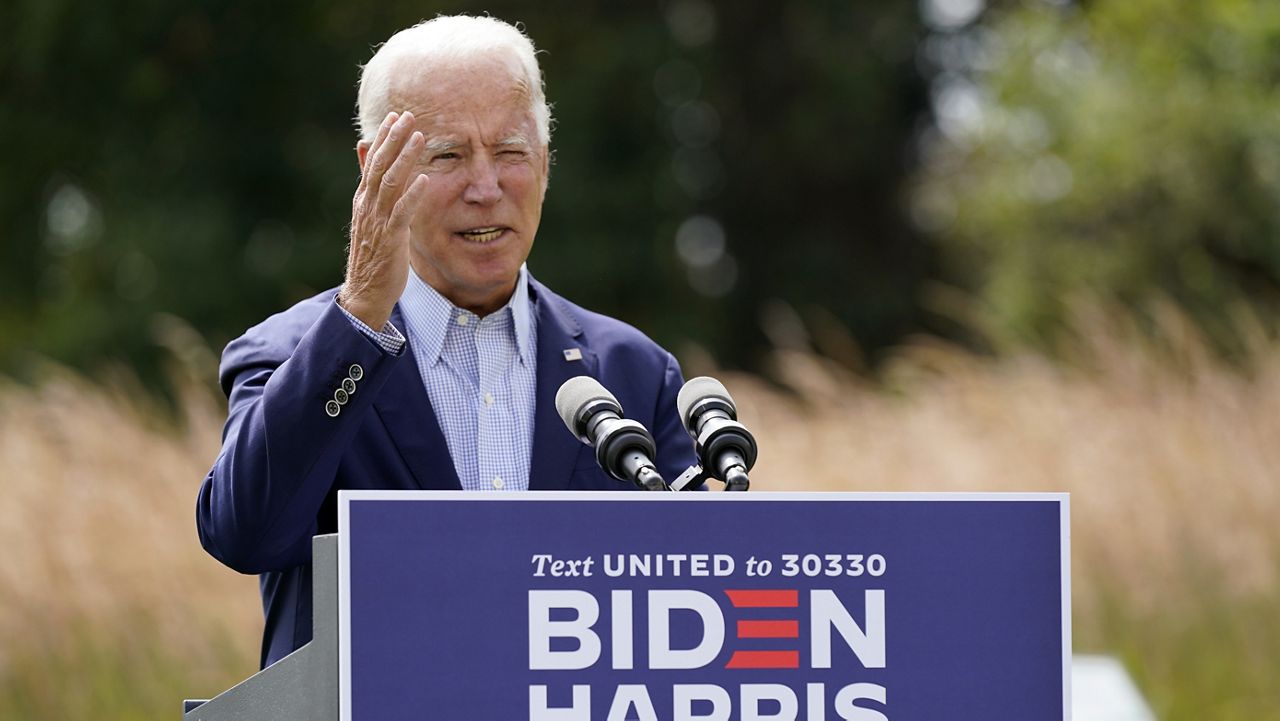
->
[342, 377, 357, 395]
[325, 399, 341, 417]
[334, 388, 349, 405]
[348, 363, 364, 381]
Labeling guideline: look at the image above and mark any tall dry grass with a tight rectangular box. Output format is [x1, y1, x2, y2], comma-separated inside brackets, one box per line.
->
[2, 302, 1279, 718]
[0, 364, 260, 718]
[730, 303, 1280, 620]
[717, 301, 1280, 718]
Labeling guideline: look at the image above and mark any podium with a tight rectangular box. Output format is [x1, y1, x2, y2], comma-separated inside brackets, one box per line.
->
[187, 492, 1070, 720]
[184, 532, 339, 721]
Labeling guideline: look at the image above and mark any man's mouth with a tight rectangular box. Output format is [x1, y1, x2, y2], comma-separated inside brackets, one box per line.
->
[458, 226, 506, 243]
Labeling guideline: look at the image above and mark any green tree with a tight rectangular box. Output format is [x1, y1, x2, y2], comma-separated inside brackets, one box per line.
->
[1, 1, 930, 380]
[915, 0, 1280, 350]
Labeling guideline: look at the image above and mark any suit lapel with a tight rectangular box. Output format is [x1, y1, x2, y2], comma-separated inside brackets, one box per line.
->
[372, 305, 462, 490]
[528, 280, 596, 490]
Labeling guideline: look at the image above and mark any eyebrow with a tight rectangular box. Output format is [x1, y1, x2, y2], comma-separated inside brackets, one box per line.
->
[423, 135, 534, 156]
[424, 139, 463, 155]
[494, 134, 532, 149]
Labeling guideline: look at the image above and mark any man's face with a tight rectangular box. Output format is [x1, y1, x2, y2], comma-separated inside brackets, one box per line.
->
[375, 53, 548, 315]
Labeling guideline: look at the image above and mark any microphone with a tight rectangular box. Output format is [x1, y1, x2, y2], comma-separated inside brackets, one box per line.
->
[555, 376, 669, 491]
[676, 376, 758, 491]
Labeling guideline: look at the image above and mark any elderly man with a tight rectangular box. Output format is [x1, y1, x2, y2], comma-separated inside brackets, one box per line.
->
[197, 15, 695, 669]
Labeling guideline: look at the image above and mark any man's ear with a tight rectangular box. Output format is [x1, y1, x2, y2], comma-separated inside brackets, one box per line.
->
[356, 141, 371, 174]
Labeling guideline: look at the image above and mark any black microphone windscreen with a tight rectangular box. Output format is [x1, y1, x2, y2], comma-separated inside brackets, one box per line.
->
[555, 376, 620, 433]
[676, 376, 736, 428]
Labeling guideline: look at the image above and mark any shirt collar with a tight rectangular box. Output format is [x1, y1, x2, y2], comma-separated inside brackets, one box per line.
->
[509, 265, 534, 364]
[398, 264, 534, 366]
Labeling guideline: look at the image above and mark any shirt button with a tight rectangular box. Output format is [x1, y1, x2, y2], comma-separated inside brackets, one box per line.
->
[482, 392, 494, 407]
[456, 314, 469, 326]
[492, 476, 504, 489]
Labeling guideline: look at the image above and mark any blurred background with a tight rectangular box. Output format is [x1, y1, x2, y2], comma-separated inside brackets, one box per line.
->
[3, 0, 1280, 718]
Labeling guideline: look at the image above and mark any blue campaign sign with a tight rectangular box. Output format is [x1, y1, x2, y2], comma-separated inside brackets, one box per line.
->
[338, 492, 1070, 721]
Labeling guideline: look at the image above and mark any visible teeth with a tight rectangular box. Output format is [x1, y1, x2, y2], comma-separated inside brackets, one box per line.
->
[460, 227, 503, 243]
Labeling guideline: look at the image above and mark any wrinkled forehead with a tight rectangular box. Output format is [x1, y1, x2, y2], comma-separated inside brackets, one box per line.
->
[385, 51, 535, 124]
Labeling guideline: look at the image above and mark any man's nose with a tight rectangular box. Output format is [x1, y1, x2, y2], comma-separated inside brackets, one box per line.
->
[462, 157, 502, 205]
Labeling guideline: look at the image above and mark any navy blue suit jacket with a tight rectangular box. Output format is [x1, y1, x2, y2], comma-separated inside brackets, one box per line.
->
[197, 278, 696, 668]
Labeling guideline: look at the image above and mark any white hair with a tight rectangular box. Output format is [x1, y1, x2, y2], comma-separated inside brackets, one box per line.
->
[356, 15, 552, 146]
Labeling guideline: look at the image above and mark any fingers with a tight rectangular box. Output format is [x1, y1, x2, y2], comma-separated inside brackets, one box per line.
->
[376, 130, 425, 216]
[358, 111, 399, 191]
[387, 174, 430, 232]
[344, 111, 426, 328]
[364, 112, 416, 192]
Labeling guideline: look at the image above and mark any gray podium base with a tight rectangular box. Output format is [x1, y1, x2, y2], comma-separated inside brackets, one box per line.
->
[183, 534, 338, 721]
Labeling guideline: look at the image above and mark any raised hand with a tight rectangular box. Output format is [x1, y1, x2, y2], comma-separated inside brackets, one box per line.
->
[338, 111, 430, 329]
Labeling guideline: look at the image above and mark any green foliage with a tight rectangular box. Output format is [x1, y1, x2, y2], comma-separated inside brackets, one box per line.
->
[0, 620, 252, 721]
[915, 0, 1280, 351]
[1087, 581, 1280, 720]
[1, 1, 372, 379]
[0, 0, 931, 378]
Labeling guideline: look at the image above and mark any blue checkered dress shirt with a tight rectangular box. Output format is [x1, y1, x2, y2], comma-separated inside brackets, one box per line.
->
[338, 266, 537, 491]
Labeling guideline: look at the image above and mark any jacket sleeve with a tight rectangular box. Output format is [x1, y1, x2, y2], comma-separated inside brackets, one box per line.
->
[196, 300, 404, 574]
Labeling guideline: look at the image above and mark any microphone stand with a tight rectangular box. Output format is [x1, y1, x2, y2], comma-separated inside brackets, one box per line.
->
[671, 464, 750, 491]
[722, 467, 750, 492]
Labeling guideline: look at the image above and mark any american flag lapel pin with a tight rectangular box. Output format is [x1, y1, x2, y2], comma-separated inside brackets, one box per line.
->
[562, 348, 583, 361]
